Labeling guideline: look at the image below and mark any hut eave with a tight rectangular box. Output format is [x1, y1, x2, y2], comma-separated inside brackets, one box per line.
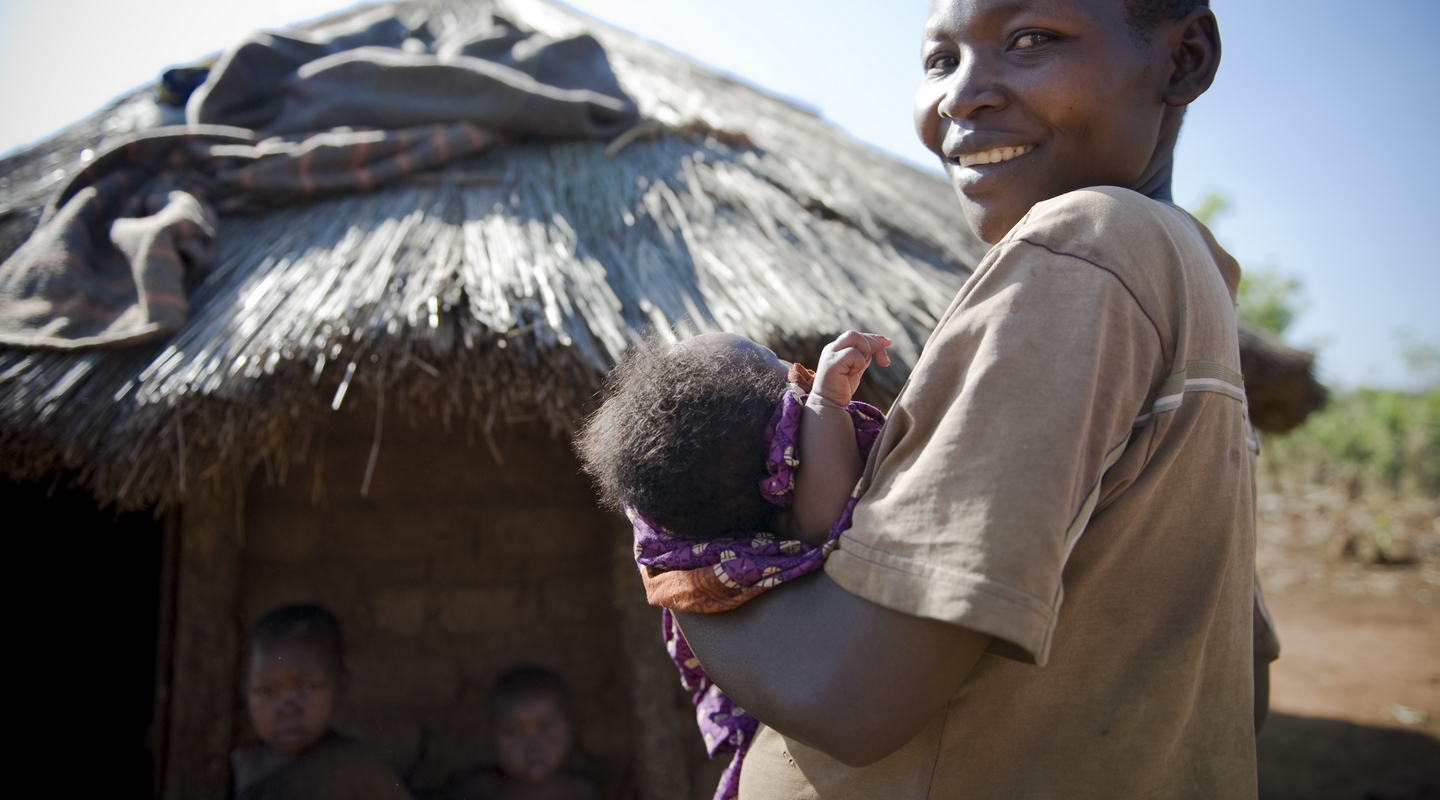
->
[0, 0, 987, 510]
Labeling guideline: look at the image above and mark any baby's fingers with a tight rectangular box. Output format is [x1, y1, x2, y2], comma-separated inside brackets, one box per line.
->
[867, 334, 893, 368]
[829, 345, 874, 374]
[832, 331, 893, 369]
[828, 331, 893, 364]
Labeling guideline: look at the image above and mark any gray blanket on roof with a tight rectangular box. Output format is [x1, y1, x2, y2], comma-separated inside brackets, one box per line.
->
[189, 8, 636, 138]
[0, 9, 640, 350]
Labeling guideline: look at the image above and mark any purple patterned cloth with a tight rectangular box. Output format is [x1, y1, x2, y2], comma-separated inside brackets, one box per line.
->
[630, 390, 884, 800]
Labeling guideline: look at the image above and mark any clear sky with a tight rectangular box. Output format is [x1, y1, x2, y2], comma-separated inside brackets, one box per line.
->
[1, 0, 1435, 388]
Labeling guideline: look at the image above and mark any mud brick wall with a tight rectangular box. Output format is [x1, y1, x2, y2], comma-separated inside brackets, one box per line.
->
[241, 409, 634, 793]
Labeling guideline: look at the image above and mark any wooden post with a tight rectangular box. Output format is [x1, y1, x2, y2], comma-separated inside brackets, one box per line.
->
[161, 477, 245, 800]
[610, 518, 693, 800]
[150, 508, 181, 799]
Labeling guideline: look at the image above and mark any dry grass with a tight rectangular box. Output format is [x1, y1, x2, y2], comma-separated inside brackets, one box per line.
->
[0, 0, 984, 511]
[1255, 470, 1440, 606]
[0, 0, 1332, 512]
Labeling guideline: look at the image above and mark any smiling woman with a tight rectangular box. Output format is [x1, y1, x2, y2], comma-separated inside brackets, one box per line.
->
[913, 0, 1219, 241]
[675, 2, 1281, 798]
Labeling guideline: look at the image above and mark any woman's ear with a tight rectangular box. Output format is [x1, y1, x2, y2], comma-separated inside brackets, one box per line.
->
[1162, 8, 1222, 108]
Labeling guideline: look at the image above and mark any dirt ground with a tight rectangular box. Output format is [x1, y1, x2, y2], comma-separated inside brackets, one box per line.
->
[1253, 475, 1440, 799]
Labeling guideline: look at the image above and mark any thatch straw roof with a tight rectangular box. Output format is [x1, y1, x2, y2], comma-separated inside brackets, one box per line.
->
[1236, 324, 1327, 434]
[0, 0, 984, 509]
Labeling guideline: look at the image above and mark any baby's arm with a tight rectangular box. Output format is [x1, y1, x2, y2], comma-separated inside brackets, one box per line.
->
[792, 331, 891, 545]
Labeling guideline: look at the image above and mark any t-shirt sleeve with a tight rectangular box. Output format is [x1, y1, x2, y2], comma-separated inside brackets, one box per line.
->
[826, 239, 1164, 666]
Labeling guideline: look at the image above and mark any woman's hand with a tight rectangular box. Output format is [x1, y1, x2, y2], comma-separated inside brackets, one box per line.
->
[811, 331, 893, 407]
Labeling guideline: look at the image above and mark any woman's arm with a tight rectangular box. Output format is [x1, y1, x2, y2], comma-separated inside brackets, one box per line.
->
[676, 571, 990, 766]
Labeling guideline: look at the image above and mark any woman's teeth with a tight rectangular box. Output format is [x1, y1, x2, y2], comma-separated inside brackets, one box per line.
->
[956, 145, 1034, 168]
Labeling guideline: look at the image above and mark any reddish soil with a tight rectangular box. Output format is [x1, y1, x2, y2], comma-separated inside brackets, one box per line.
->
[1254, 481, 1440, 799]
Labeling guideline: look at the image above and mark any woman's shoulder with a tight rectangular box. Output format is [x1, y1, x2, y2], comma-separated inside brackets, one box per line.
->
[1001, 187, 1196, 261]
[987, 186, 1220, 312]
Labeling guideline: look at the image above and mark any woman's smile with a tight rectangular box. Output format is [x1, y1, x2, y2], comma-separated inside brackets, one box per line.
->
[949, 144, 1035, 169]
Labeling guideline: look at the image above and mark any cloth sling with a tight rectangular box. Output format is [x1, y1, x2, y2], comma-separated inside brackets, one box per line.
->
[629, 385, 885, 800]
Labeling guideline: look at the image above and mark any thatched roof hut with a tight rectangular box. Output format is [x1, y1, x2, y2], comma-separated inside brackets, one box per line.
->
[0, 0, 1324, 798]
[0, 0, 983, 512]
[1, 1, 983, 797]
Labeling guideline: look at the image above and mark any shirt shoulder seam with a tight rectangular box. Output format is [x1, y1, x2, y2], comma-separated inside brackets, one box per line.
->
[1008, 237, 1168, 355]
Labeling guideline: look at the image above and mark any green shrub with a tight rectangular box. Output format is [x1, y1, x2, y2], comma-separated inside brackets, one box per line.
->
[1263, 388, 1440, 498]
[1237, 269, 1304, 337]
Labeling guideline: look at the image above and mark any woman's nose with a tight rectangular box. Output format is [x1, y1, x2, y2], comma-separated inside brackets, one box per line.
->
[937, 53, 1007, 122]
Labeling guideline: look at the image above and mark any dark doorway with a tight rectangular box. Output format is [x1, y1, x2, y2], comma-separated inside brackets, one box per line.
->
[4, 478, 166, 799]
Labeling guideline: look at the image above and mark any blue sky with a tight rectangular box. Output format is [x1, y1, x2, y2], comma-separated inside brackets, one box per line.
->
[1, 0, 1435, 388]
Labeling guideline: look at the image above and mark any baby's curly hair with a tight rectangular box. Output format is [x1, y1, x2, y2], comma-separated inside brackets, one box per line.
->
[576, 334, 789, 539]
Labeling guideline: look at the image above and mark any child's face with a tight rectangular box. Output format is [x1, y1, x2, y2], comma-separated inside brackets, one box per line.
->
[915, 0, 1203, 242]
[495, 695, 572, 785]
[246, 644, 339, 756]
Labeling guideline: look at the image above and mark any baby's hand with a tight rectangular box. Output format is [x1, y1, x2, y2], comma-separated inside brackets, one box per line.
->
[810, 331, 892, 407]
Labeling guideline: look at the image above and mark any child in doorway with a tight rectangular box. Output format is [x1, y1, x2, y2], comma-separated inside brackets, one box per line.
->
[575, 329, 892, 799]
[232, 604, 415, 800]
[438, 666, 600, 800]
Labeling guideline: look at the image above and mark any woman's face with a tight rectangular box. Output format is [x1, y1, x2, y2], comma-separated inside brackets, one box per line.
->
[914, 0, 1174, 242]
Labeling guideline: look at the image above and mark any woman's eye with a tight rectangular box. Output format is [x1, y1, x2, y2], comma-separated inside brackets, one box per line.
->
[1013, 32, 1055, 50]
[926, 54, 958, 74]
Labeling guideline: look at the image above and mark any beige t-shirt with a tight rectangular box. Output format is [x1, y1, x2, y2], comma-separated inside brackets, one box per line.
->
[740, 188, 1269, 799]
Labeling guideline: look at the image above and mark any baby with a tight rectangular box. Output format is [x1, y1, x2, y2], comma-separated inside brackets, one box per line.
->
[439, 666, 600, 800]
[576, 330, 891, 800]
[233, 604, 414, 800]
[577, 330, 891, 547]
